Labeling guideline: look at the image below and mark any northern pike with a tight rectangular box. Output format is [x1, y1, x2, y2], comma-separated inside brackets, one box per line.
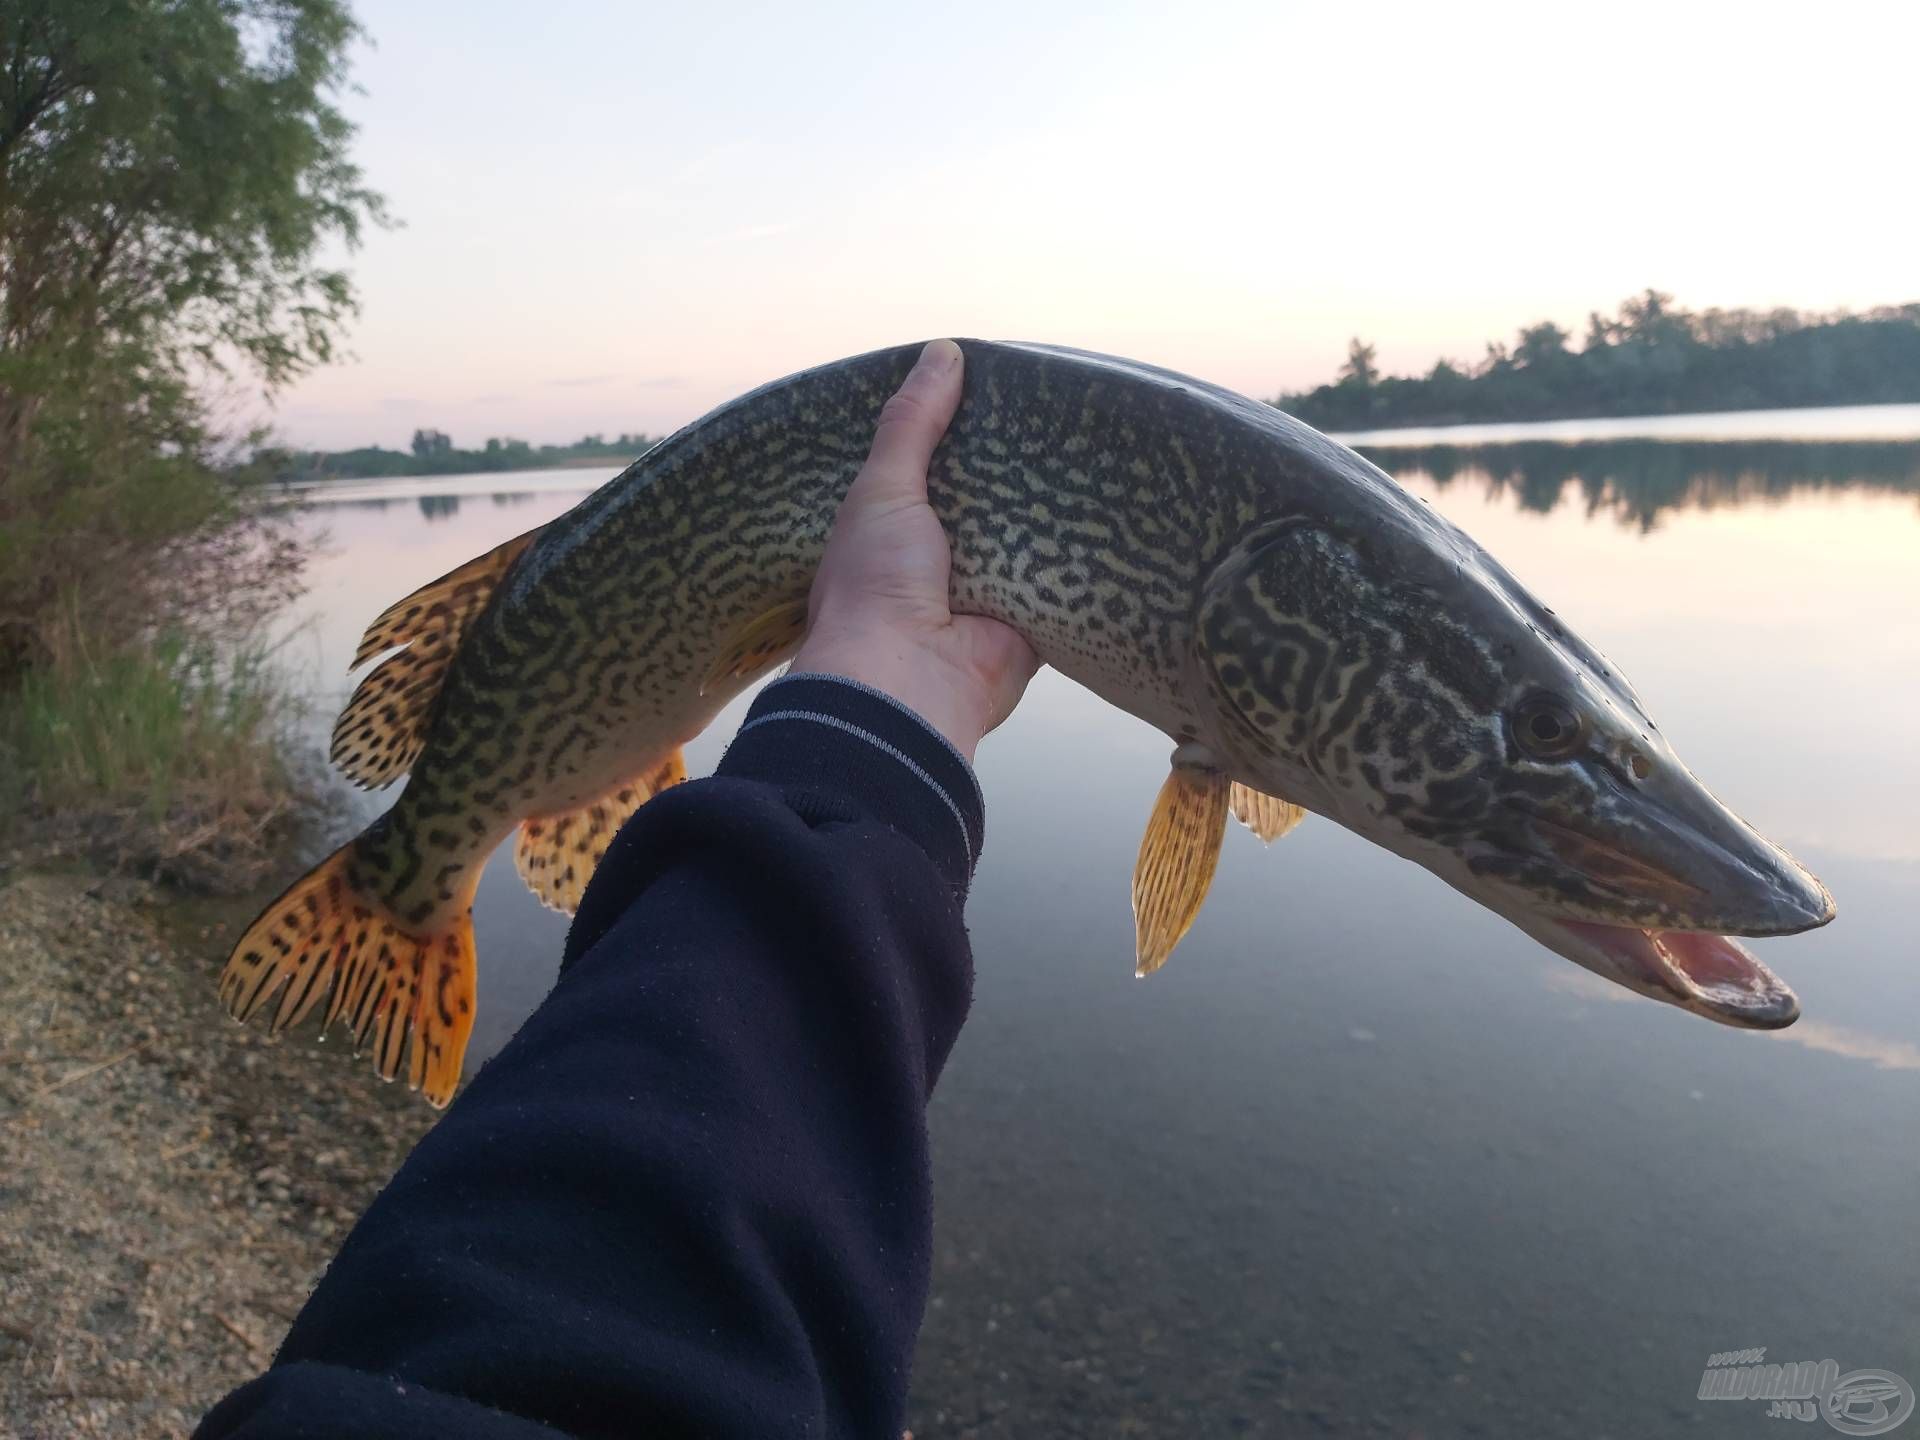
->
[221, 340, 1836, 1105]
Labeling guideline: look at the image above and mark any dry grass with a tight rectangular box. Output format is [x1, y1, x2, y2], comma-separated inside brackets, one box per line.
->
[1, 612, 324, 892]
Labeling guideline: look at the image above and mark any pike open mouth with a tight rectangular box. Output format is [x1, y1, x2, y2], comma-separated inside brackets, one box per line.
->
[1552, 921, 1801, 1029]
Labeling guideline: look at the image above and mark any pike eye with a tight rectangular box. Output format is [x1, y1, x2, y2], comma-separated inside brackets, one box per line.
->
[1512, 693, 1586, 761]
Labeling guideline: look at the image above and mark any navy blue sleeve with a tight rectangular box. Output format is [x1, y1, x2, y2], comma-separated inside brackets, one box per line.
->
[196, 673, 986, 1440]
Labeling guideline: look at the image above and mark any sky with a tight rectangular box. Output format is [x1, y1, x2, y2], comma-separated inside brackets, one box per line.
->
[270, 0, 1920, 451]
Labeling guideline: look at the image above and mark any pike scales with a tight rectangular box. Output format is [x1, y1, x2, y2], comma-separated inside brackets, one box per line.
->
[220, 340, 1834, 1105]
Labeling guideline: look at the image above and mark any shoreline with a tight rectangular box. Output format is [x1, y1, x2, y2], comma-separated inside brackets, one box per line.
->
[0, 867, 433, 1438]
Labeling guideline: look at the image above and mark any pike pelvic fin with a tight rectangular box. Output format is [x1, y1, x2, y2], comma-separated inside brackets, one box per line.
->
[1229, 782, 1308, 844]
[699, 598, 810, 696]
[1132, 755, 1231, 978]
[218, 839, 478, 1107]
[514, 748, 689, 914]
[332, 525, 544, 788]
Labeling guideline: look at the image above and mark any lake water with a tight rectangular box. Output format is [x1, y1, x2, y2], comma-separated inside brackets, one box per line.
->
[281, 423, 1920, 1438]
[1330, 401, 1920, 447]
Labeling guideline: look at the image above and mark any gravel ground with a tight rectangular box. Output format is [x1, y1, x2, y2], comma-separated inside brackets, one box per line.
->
[0, 869, 433, 1439]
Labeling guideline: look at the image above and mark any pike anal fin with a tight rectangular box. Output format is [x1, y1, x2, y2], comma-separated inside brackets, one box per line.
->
[1229, 782, 1308, 844]
[1132, 757, 1231, 978]
[514, 748, 690, 914]
[699, 598, 810, 697]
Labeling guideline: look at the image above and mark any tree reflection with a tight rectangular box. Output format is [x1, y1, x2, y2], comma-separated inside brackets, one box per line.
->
[1362, 439, 1920, 531]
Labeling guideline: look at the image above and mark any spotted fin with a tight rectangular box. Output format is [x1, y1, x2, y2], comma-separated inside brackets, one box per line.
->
[514, 749, 690, 914]
[699, 598, 810, 696]
[350, 525, 544, 667]
[1132, 756, 1231, 978]
[1229, 782, 1308, 844]
[218, 839, 478, 1107]
[331, 526, 543, 788]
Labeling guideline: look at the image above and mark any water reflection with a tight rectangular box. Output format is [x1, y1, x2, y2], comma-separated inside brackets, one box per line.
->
[1545, 970, 1920, 1072]
[1364, 438, 1920, 530]
[272, 441, 1917, 1440]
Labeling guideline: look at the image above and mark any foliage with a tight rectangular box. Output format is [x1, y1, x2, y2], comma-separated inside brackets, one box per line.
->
[0, 0, 382, 665]
[266, 431, 660, 480]
[0, 0, 380, 881]
[0, 0, 384, 431]
[1279, 292, 1920, 431]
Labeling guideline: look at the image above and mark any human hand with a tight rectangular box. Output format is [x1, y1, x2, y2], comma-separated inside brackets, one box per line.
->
[790, 339, 1041, 761]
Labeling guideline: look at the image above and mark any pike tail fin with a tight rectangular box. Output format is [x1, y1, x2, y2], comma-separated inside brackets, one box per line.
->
[218, 838, 478, 1107]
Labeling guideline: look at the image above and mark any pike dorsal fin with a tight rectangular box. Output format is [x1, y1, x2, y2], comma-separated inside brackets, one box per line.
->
[332, 525, 544, 789]
[1132, 753, 1231, 978]
[1229, 782, 1308, 844]
[514, 749, 689, 915]
[350, 524, 544, 667]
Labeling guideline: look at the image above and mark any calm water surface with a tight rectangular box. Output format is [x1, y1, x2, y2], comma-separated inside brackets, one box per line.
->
[1332, 400, 1920, 447]
[282, 432, 1920, 1438]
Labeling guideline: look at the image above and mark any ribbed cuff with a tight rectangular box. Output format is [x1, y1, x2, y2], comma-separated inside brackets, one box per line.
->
[716, 673, 986, 895]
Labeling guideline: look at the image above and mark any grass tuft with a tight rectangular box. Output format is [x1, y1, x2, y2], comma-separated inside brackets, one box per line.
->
[1, 617, 322, 892]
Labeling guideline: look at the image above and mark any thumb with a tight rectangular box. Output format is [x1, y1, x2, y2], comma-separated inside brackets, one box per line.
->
[850, 339, 964, 509]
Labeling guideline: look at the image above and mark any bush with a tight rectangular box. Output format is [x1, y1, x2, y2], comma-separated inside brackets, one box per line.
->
[0, 0, 381, 885]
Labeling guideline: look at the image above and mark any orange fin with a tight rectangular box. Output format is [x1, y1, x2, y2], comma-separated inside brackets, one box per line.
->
[330, 646, 443, 789]
[332, 525, 543, 788]
[1229, 782, 1308, 844]
[350, 524, 543, 667]
[699, 598, 809, 697]
[514, 749, 689, 914]
[219, 841, 478, 1107]
[1132, 756, 1231, 978]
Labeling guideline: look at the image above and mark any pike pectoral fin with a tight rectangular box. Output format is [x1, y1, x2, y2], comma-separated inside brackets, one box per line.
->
[334, 525, 544, 789]
[1133, 760, 1231, 978]
[699, 599, 810, 697]
[1229, 782, 1307, 844]
[514, 748, 689, 914]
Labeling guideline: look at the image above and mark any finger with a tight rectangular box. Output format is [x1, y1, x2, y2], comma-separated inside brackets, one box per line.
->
[855, 339, 964, 507]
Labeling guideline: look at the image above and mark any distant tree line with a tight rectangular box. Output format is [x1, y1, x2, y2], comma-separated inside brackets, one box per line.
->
[1278, 293, 1920, 431]
[262, 428, 658, 480]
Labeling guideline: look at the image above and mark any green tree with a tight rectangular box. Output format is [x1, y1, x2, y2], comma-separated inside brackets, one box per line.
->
[1617, 288, 1688, 347]
[1339, 338, 1379, 388]
[0, 0, 384, 665]
[1276, 294, 1920, 431]
[1514, 321, 1571, 369]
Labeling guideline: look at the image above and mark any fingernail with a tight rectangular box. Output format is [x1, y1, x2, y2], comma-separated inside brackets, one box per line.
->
[915, 339, 959, 376]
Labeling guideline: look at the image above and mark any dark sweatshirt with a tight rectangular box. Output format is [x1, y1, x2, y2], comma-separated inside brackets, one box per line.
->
[196, 673, 984, 1440]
